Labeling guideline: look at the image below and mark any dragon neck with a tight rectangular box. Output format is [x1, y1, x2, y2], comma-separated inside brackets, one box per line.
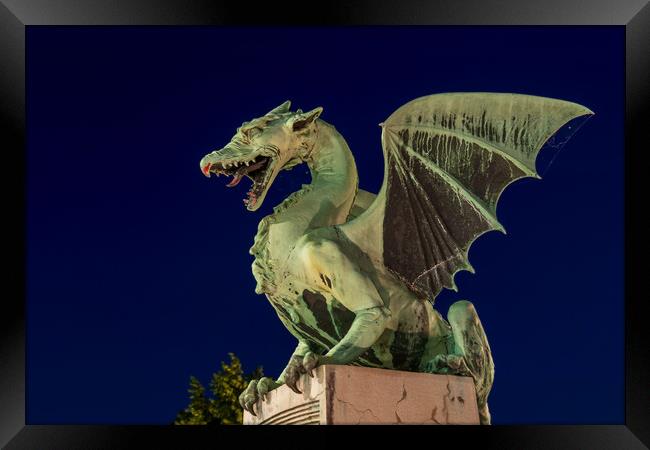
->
[267, 120, 359, 235]
[250, 120, 359, 294]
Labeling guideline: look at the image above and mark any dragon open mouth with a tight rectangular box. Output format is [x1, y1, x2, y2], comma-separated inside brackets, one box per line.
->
[202, 155, 273, 209]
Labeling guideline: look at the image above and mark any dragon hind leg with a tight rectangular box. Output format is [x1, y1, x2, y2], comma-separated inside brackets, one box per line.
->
[426, 300, 494, 425]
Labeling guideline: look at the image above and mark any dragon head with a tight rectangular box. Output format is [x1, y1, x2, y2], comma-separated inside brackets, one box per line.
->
[200, 100, 322, 211]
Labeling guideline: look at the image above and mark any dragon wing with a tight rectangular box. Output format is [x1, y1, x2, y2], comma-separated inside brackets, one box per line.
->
[339, 92, 593, 302]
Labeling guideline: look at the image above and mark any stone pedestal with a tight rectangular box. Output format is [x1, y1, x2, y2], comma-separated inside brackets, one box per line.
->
[243, 365, 480, 425]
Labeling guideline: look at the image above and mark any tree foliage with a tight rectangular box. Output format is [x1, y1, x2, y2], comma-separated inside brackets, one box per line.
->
[174, 353, 263, 425]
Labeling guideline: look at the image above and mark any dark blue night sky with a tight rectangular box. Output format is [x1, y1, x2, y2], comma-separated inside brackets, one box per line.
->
[26, 27, 624, 424]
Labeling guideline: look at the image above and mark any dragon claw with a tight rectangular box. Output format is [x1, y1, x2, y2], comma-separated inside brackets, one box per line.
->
[256, 377, 278, 401]
[240, 377, 285, 416]
[239, 380, 259, 416]
[302, 351, 319, 376]
[281, 355, 309, 394]
[284, 373, 302, 394]
[426, 354, 471, 376]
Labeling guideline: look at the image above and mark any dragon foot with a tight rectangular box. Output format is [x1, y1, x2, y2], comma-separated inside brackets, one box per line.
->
[281, 354, 309, 394]
[424, 353, 472, 376]
[239, 350, 328, 415]
[282, 351, 334, 393]
[238, 377, 281, 416]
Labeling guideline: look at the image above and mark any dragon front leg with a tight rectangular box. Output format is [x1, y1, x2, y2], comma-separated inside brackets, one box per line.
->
[296, 236, 391, 373]
[302, 305, 389, 371]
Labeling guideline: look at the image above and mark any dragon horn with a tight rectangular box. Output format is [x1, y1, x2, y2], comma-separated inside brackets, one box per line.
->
[266, 100, 291, 116]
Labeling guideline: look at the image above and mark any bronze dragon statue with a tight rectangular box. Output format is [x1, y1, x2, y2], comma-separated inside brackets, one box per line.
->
[199, 93, 592, 424]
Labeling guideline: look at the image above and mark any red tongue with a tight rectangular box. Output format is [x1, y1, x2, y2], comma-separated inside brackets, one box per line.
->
[226, 173, 243, 187]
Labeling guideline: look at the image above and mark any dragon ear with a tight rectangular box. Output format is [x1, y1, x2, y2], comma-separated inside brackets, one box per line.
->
[266, 100, 291, 116]
[290, 106, 323, 131]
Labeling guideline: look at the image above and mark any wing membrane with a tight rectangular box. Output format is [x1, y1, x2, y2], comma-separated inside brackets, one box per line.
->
[342, 92, 593, 301]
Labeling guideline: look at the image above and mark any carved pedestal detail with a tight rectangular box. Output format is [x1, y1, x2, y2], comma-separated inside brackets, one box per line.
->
[243, 365, 480, 425]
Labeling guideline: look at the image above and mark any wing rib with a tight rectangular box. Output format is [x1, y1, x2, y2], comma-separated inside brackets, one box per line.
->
[340, 92, 593, 301]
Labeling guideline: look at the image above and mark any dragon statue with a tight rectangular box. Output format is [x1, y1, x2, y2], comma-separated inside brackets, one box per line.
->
[199, 93, 592, 424]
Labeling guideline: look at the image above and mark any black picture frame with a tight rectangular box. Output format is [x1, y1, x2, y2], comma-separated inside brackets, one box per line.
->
[1, 1, 647, 448]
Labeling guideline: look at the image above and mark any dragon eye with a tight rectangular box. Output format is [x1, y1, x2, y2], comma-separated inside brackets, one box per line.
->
[247, 127, 263, 138]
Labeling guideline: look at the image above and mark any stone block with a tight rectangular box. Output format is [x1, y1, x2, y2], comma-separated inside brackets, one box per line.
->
[243, 365, 479, 425]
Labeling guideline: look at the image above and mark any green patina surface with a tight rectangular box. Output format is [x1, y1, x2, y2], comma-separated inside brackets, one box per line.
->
[199, 94, 593, 425]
